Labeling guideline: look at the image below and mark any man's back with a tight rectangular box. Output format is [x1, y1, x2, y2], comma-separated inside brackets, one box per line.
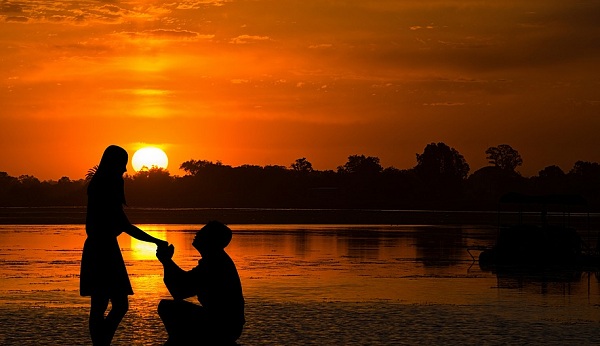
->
[192, 251, 245, 329]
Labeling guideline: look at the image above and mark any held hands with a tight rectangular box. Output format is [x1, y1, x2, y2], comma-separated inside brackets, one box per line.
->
[156, 239, 168, 248]
[156, 242, 175, 263]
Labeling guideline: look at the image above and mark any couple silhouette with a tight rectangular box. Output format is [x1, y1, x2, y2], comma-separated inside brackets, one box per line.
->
[80, 145, 245, 346]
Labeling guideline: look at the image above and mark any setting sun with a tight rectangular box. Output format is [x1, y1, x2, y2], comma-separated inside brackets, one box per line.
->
[131, 147, 169, 172]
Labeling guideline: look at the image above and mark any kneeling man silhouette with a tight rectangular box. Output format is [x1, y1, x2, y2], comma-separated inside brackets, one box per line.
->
[156, 221, 245, 345]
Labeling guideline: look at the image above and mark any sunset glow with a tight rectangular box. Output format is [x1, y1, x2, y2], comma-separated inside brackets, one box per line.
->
[1, 1, 599, 180]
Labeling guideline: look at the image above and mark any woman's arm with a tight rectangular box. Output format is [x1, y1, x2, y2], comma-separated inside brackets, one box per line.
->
[124, 224, 167, 246]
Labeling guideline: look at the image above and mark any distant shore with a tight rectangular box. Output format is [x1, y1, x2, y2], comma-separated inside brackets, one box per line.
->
[0, 206, 510, 226]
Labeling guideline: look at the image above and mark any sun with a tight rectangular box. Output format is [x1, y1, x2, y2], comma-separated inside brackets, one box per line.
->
[131, 147, 169, 172]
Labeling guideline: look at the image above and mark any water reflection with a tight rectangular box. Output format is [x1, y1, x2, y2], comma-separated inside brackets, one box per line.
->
[0, 224, 598, 314]
[131, 226, 167, 261]
[293, 231, 311, 258]
[414, 226, 465, 267]
[493, 269, 596, 293]
[344, 234, 382, 260]
[2, 223, 600, 345]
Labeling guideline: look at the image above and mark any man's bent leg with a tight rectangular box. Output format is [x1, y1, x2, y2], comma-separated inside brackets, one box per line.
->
[158, 299, 205, 344]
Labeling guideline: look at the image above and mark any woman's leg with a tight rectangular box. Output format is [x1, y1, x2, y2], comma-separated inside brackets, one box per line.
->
[90, 295, 110, 346]
[104, 295, 129, 344]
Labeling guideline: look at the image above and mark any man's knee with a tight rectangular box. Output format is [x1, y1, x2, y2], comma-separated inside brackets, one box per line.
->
[158, 299, 175, 317]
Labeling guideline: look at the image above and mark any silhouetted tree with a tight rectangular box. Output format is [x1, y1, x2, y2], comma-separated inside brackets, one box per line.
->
[531, 165, 568, 196]
[379, 167, 424, 209]
[291, 158, 313, 173]
[415, 143, 470, 181]
[567, 161, 600, 207]
[467, 166, 527, 209]
[47, 177, 87, 206]
[180, 160, 225, 176]
[58, 176, 71, 184]
[126, 167, 173, 206]
[131, 167, 171, 180]
[485, 144, 523, 172]
[414, 143, 470, 207]
[14, 175, 43, 205]
[4, 150, 599, 211]
[0, 172, 18, 206]
[569, 161, 600, 178]
[334, 155, 384, 208]
[337, 155, 383, 175]
[0, 171, 18, 188]
[538, 165, 565, 179]
[18, 174, 40, 186]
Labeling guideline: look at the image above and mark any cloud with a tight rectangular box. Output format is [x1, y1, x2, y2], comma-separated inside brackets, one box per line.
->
[5, 16, 28, 22]
[423, 102, 466, 107]
[176, 1, 228, 9]
[409, 25, 435, 31]
[0, 2, 24, 13]
[141, 29, 203, 39]
[113, 29, 212, 43]
[308, 44, 333, 49]
[112, 88, 173, 96]
[229, 35, 271, 44]
[0, 1, 176, 25]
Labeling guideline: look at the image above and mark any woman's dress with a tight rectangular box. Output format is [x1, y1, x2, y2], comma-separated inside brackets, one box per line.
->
[80, 176, 133, 296]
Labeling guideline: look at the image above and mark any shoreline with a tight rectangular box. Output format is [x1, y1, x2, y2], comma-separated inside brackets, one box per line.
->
[0, 206, 506, 226]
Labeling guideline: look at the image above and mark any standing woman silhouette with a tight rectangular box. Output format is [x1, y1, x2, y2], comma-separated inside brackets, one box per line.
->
[80, 145, 168, 345]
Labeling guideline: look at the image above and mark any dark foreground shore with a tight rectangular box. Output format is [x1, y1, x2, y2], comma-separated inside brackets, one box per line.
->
[0, 206, 507, 225]
[3, 298, 599, 346]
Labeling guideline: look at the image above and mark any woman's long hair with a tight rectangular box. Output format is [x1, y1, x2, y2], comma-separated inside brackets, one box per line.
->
[88, 145, 128, 206]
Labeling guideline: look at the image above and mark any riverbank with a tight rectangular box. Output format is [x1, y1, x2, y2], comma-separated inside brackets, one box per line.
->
[0, 206, 506, 225]
[2, 206, 597, 229]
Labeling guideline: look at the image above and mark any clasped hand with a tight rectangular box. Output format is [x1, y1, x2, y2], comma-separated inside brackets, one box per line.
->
[156, 242, 175, 262]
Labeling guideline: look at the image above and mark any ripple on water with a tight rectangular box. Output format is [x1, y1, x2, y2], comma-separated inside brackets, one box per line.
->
[1, 299, 599, 346]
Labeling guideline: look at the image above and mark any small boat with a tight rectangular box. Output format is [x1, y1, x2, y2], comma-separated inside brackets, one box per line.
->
[478, 192, 600, 272]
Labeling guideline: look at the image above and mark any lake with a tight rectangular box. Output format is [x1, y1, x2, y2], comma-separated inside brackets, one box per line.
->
[1, 223, 599, 345]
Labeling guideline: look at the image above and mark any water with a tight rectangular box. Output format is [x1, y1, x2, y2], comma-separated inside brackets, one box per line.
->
[0, 224, 599, 345]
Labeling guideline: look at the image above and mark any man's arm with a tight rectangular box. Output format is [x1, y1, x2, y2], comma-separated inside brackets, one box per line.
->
[156, 244, 197, 300]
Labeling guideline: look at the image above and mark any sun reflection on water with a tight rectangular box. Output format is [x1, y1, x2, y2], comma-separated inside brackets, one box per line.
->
[130, 226, 167, 261]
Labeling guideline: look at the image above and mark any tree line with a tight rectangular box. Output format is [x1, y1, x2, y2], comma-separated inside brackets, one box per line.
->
[1, 143, 599, 211]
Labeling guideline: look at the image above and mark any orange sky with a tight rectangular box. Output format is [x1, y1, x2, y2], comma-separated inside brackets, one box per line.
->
[1, 1, 599, 180]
